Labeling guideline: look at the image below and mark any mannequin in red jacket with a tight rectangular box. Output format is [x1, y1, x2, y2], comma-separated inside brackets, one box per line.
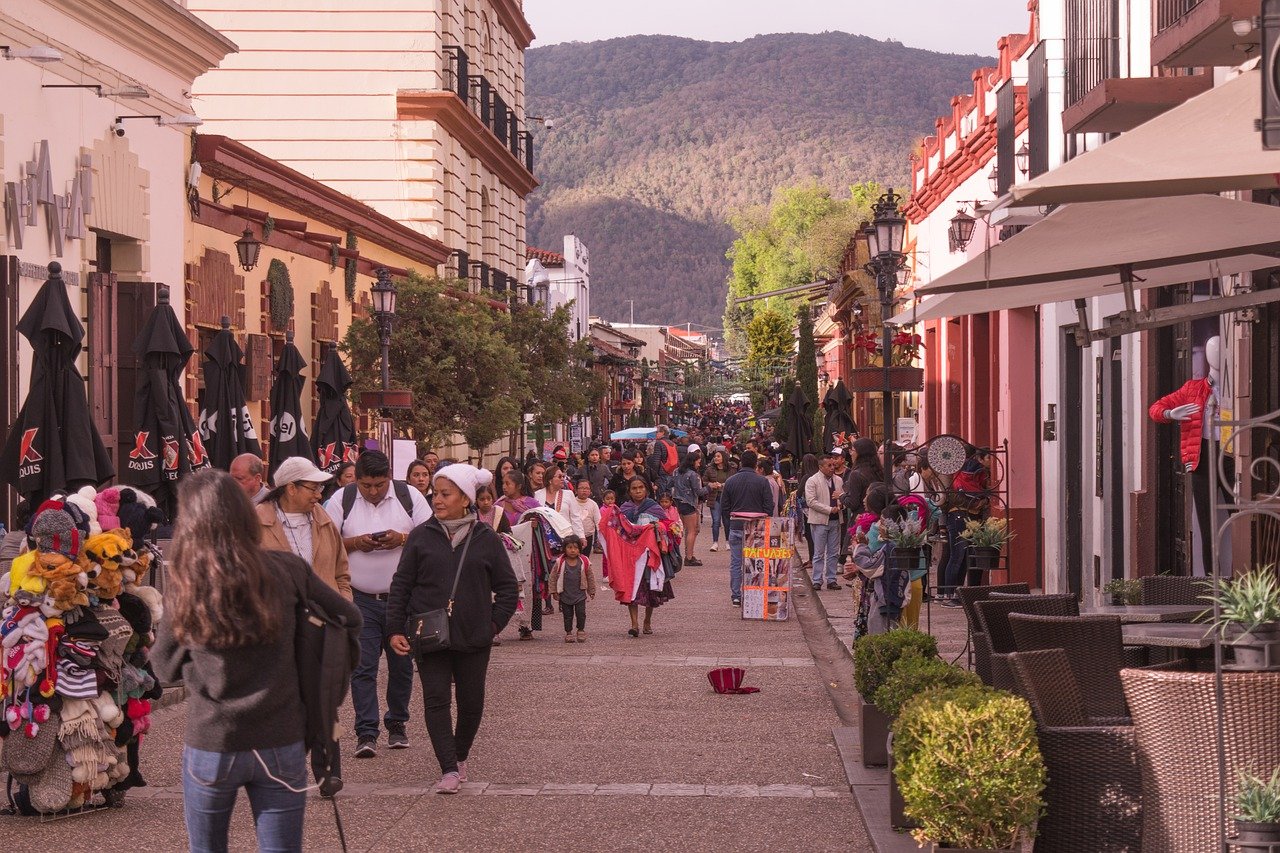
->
[1148, 336, 1232, 575]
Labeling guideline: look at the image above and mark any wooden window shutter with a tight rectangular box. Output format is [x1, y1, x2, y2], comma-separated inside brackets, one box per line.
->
[245, 333, 272, 401]
[87, 272, 119, 463]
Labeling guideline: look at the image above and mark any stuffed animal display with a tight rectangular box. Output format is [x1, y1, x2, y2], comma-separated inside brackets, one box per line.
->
[0, 489, 166, 814]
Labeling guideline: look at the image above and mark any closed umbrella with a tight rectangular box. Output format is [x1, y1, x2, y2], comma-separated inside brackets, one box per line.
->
[0, 262, 114, 502]
[821, 379, 859, 452]
[782, 383, 814, 460]
[268, 334, 311, 479]
[197, 318, 261, 470]
[312, 343, 358, 475]
[123, 285, 208, 518]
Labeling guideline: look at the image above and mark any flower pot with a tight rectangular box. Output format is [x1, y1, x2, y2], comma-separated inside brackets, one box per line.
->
[860, 699, 889, 767]
[888, 547, 923, 573]
[849, 366, 924, 393]
[967, 546, 1002, 572]
[1227, 624, 1280, 671]
[888, 734, 918, 831]
[1235, 818, 1280, 846]
[926, 845, 1018, 852]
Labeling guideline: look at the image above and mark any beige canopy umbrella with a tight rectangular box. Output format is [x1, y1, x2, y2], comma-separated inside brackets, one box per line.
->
[1005, 68, 1275, 208]
[890, 194, 1280, 336]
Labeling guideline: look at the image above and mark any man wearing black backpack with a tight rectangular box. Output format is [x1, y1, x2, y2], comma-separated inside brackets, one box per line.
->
[324, 450, 432, 759]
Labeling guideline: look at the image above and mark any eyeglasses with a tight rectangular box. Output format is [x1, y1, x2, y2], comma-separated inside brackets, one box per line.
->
[293, 481, 324, 493]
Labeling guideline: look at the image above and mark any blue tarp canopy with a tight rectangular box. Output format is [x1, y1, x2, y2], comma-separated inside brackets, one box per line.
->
[610, 427, 688, 440]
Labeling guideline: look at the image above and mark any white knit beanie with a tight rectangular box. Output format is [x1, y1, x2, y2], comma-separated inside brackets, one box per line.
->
[434, 465, 493, 505]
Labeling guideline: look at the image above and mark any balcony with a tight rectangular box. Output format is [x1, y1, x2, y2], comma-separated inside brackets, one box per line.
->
[1061, 73, 1213, 134]
[444, 45, 534, 175]
[1152, 0, 1260, 67]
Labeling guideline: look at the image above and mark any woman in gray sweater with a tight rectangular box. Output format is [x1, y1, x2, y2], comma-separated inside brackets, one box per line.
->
[153, 470, 361, 853]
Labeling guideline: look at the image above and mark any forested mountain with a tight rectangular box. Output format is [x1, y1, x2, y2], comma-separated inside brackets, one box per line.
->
[526, 32, 990, 327]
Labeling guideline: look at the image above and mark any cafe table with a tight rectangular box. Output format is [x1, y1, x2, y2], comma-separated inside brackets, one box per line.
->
[1121, 622, 1214, 649]
[1082, 604, 1204, 623]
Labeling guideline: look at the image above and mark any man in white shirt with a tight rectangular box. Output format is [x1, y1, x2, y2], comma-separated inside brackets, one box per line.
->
[324, 450, 432, 758]
[804, 451, 845, 592]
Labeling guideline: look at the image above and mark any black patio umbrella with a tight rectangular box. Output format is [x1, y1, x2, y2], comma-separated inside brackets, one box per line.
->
[0, 262, 114, 502]
[268, 334, 311, 479]
[782, 383, 814, 460]
[197, 318, 261, 470]
[821, 378, 859, 452]
[312, 343, 358, 475]
[123, 286, 208, 518]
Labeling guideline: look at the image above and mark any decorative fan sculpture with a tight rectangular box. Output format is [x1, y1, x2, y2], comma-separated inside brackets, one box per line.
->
[923, 434, 969, 477]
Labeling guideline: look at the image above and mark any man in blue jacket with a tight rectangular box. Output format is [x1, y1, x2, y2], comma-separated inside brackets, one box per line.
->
[718, 450, 776, 607]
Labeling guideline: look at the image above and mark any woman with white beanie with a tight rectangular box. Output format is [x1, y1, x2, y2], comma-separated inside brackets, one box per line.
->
[386, 465, 519, 794]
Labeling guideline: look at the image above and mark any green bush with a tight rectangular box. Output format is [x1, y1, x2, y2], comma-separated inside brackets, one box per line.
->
[894, 685, 1045, 850]
[853, 628, 938, 701]
[872, 651, 980, 720]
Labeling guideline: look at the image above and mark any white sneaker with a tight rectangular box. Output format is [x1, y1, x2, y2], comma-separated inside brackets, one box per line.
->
[710, 543, 719, 552]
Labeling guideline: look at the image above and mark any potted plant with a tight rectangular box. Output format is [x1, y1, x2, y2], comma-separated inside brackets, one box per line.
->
[1200, 569, 1280, 670]
[853, 629, 938, 767]
[894, 685, 1046, 851]
[874, 652, 981, 830]
[1235, 767, 1280, 849]
[1102, 578, 1142, 606]
[881, 514, 928, 573]
[960, 517, 1015, 573]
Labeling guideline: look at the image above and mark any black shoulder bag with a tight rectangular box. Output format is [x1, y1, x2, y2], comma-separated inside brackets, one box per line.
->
[408, 528, 474, 654]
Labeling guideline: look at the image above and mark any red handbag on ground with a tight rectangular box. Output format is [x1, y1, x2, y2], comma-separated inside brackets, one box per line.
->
[707, 667, 760, 694]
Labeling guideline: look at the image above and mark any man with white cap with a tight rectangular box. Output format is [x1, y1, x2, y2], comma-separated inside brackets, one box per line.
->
[257, 456, 352, 599]
[325, 449, 431, 758]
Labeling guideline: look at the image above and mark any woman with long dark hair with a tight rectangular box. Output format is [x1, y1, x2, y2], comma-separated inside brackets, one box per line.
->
[153, 470, 360, 853]
[672, 450, 707, 565]
[702, 449, 735, 552]
[406, 459, 432, 501]
[600, 477, 677, 638]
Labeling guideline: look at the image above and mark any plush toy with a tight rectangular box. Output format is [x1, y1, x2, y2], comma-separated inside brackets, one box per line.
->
[30, 551, 89, 615]
[82, 530, 135, 602]
[6, 551, 46, 608]
[63, 487, 102, 538]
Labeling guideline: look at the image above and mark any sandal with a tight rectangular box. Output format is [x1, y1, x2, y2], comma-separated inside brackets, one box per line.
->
[627, 628, 639, 638]
[642, 626, 653, 635]
[565, 634, 575, 644]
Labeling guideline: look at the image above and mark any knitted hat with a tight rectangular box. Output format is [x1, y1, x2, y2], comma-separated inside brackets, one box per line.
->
[115, 592, 152, 638]
[552, 446, 567, 460]
[31, 505, 80, 560]
[27, 742, 73, 813]
[434, 465, 493, 506]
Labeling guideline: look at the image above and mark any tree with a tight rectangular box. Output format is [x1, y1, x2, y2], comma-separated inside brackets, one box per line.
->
[342, 274, 527, 452]
[746, 309, 792, 373]
[795, 303, 820, 452]
[507, 302, 599, 446]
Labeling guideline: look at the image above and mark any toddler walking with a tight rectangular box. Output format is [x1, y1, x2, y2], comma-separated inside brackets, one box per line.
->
[550, 535, 596, 643]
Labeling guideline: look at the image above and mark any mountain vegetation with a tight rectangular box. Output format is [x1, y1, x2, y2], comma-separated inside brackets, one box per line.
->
[526, 32, 989, 328]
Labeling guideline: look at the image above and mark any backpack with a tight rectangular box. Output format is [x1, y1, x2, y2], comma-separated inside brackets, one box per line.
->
[338, 481, 415, 533]
[649, 439, 678, 475]
[283, 557, 360, 797]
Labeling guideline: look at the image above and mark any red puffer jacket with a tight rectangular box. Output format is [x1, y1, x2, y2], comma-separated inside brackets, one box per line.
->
[1148, 379, 1213, 472]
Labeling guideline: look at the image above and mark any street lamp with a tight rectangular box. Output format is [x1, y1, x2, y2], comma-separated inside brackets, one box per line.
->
[864, 187, 908, 490]
[234, 227, 262, 272]
[1015, 141, 1031, 177]
[948, 208, 977, 252]
[371, 267, 398, 393]
[987, 165, 999, 195]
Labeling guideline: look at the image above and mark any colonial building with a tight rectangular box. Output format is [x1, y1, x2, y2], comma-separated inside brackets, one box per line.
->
[187, 0, 537, 297]
[1, 0, 235, 522]
[588, 321, 643, 438]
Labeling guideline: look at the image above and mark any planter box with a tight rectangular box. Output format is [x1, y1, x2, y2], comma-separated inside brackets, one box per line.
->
[1227, 626, 1280, 672]
[889, 547, 924, 573]
[927, 846, 1018, 852]
[888, 737, 918, 831]
[1234, 818, 1280, 849]
[967, 546, 1002, 572]
[849, 366, 924, 393]
[861, 700, 890, 767]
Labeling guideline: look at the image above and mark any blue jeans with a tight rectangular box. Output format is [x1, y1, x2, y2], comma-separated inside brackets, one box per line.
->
[942, 510, 972, 595]
[728, 526, 746, 599]
[182, 742, 306, 853]
[352, 590, 413, 740]
[810, 518, 841, 584]
[709, 501, 725, 543]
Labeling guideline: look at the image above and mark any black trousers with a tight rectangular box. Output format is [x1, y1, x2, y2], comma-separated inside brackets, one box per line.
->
[561, 599, 586, 632]
[416, 648, 491, 775]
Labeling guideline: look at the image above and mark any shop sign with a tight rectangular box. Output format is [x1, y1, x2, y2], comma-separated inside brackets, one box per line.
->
[3, 141, 91, 257]
[18, 260, 80, 287]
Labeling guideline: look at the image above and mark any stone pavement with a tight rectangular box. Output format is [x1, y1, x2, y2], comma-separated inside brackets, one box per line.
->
[1, 542, 875, 852]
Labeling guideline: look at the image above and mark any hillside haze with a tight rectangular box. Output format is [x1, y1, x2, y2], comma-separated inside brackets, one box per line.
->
[526, 32, 990, 327]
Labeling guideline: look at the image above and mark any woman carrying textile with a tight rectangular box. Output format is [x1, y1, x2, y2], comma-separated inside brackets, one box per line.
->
[598, 478, 677, 638]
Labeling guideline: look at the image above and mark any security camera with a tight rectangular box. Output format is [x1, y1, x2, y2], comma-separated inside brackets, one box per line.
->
[112, 119, 126, 138]
[543, 118, 555, 130]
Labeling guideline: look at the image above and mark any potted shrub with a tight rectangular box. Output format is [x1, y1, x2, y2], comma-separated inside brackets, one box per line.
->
[1200, 569, 1280, 670]
[894, 685, 1046, 851]
[1235, 767, 1280, 849]
[853, 629, 938, 767]
[1102, 578, 1143, 606]
[960, 518, 1015, 573]
[874, 652, 981, 830]
[881, 514, 928, 573]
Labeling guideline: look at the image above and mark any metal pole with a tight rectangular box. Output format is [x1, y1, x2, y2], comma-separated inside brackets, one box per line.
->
[880, 265, 895, 491]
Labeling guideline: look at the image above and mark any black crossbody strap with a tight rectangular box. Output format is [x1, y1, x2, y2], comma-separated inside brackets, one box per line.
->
[445, 526, 475, 617]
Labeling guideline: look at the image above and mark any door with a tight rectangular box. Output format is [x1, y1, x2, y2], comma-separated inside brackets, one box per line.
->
[115, 282, 159, 479]
[1061, 330, 1084, 596]
[87, 272, 119, 482]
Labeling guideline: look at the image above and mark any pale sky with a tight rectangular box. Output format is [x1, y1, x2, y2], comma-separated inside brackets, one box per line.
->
[523, 1, 1031, 56]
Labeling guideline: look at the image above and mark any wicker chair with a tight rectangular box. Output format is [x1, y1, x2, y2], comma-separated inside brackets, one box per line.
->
[974, 594, 1080, 690]
[1008, 650, 1142, 853]
[1139, 575, 1211, 606]
[956, 583, 1031, 681]
[1009, 614, 1132, 720]
[1120, 669, 1280, 853]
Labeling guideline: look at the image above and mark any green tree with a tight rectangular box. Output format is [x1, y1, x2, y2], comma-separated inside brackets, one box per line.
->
[342, 274, 526, 452]
[746, 308, 792, 373]
[507, 303, 600, 444]
[795, 303, 820, 452]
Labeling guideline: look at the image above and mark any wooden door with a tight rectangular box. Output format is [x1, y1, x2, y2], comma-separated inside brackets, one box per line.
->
[87, 272, 119, 481]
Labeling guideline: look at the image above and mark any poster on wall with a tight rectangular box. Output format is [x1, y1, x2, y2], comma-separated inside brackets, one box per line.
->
[740, 515, 793, 621]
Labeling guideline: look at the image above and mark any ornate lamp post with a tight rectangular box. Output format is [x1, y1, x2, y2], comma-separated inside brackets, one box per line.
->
[864, 188, 908, 488]
[371, 267, 398, 393]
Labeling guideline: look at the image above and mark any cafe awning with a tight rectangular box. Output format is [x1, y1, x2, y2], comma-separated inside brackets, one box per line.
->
[1005, 67, 1276, 208]
[890, 194, 1280, 341]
